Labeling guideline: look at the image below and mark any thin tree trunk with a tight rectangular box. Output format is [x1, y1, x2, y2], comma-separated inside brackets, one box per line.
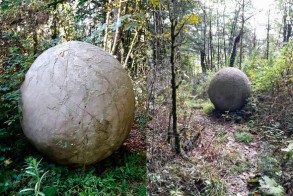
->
[230, 30, 243, 67]
[104, 0, 112, 51]
[252, 29, 257, 50]
[203, 5, 207, 70]
[167, 111, 172, 143]
[239, 0, 245, 69]
[123, 29, 138, 68]
[52, 0, 58, 40]
[200, 50, 207, 73]
[228, 7, 240, 55]
[209, 15, 213, 70]
[170, 18, 180, 154]
[33, 25, 38, 55]
[216, 3, 220, 70]
[266, 10, 270, 59]
[111, 0, 122, 55]
[223, 5, 227, 64]
[32, 13, 38, 54]
[283, 4, 288, 43]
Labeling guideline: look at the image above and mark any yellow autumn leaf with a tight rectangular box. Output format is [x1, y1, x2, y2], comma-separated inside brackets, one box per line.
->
[178, 19, 184, 26]
[4, 159, 11, 165]
[184, 14, 200, 25]
[150, 0, 160, 7]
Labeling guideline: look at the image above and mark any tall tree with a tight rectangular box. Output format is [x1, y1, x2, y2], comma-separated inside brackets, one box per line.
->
[168, 0, 185, 154]
[266, 10, 271, 59]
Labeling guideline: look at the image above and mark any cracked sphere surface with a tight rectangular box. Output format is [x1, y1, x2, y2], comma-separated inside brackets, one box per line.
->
[208, 67, 251, 112]
[20, 41, 135, 165]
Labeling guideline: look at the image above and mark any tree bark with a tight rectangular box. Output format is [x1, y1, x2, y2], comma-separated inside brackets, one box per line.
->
[266, 10, 270, 59]
[230, 30, 243, 67]
[200, 50, 207, 74]
[123, 29, 138, 68]
[104, 0, 112, 51]
[111, 0, 122, 55]
[51, 0, 58, 40]
[170, 18, 180, 154]
[239, 0, 245, 69]
[209, 14, 213, 70]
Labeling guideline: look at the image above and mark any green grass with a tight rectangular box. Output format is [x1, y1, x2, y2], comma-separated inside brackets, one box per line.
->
[234, 132, 253, 143]
[202, 101, 215, 114]
[230, 160, 251, 174]
[184, 98, 205, 109]
[0, 140, 146, 196]
[216, 131, 228, 143]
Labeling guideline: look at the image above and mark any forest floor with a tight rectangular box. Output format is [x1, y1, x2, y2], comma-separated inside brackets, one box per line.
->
[0, 122, 147, 195]
[147, 96, 292, 195]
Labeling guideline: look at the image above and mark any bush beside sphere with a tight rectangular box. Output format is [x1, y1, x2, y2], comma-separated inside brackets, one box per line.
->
[20, 41, 135, 165]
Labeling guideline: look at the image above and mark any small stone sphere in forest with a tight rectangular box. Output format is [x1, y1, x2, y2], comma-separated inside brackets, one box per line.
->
[20, 41, 135, 165]
[208, 67, 251, 112]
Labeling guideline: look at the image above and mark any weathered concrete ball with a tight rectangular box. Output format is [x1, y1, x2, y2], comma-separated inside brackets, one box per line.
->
[20, 41, 135, 165]
[208, 67, 251, 112]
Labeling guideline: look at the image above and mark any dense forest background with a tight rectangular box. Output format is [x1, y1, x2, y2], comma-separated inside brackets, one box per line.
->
[0, 0, 292, 195]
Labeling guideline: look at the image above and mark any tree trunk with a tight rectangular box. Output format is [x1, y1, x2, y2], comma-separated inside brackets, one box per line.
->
[123, 29, 138, 68]
[216, 3, 220, 70]
[170, 18, 180, 154]
[223, 5, 227, 64]
[287, 24, 292, 42]
[209, 15, 213, 70]
[230, 30, 243, 67]
[203, 5, 207, 70]
[104, 0, 112, 51]
[200, 50, 207, 74]
[266, 10, 270, 59]
[51, 0, 58, 39]
[111, 0, 122, 55]
[228, 7, 240, 55]
[239, 0, 245, 69]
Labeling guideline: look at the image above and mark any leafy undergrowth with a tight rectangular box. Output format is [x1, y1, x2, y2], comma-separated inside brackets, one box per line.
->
[147, 90, 292, 195]
[0, 125, 146, 195]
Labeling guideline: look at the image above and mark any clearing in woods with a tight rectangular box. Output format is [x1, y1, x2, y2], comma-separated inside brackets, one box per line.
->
[147, 85, 292, 196]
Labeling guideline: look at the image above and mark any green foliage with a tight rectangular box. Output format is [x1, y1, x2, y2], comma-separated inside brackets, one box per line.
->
[201, 179, 227, 196]
[53, 152, 146, 195]
[258, 153, 281, 177]
[216, 131, 228, 143]
[192, 72, 215, 99]
[136, 112, 149, 131]
[259, 176, 285, 196]
[19, 158, 48, 196]
[244, 40, 293, 133]
[230, 160, 251, 174]
[2, 152, 146, 195]
[234, 132, 253, 143]
[0, 47, 36, 193]
[247, 40, 293, 93]
[0, 49, 33, 136]
[202, 101, 215, 115]
[281, 143, 293, 160]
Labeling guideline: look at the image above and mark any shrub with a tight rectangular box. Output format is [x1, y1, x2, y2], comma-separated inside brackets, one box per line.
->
[202, 101, 215, 115]
[234, 132, 253, 143]
[245, 40, 293, 135]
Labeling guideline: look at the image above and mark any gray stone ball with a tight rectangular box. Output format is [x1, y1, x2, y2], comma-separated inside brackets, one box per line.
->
[208, 67, 251, 112]
[20, 41, 135, 165]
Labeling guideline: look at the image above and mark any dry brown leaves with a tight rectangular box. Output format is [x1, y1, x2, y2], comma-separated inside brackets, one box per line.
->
[123, 125, 146, 153]
[147, 106, 263, 195]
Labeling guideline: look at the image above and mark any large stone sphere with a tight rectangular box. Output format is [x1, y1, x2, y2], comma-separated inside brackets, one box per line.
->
[20, 41, 135, 165]
[208, 67, 251, 112]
